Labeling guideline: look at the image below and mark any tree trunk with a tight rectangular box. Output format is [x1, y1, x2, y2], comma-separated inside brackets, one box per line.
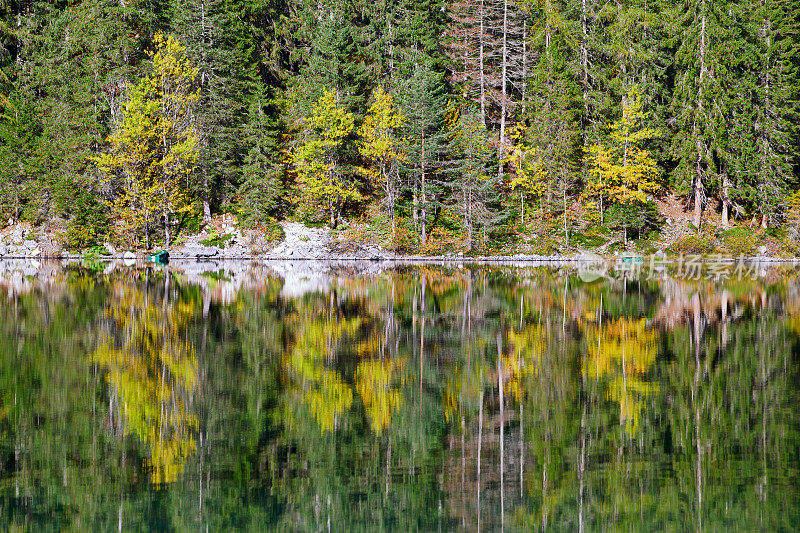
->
[421, 128, 427, 246]
[164, 211, 170, 247]
[693, 6, 708, 230]
[721, 169, 730, 227]
[498, 0, 509, 175]
[479, 0, 486, 125]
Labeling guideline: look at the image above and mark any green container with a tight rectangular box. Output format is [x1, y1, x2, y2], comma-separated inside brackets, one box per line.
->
[147, 250, 170, 265]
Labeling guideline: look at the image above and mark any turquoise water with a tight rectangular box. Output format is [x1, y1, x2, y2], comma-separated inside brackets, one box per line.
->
[0, 261, 798, 531]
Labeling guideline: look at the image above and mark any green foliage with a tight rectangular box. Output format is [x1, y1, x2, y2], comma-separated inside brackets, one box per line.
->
[721, 227, 759, 256]
[62, 186, 108, 251]
[199, 232, 235, 248]
[605, 201, 662, 241]
[667, 234, 715, 256]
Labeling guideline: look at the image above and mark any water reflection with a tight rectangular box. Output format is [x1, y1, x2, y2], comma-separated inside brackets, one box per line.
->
[0, 260, 798, 530]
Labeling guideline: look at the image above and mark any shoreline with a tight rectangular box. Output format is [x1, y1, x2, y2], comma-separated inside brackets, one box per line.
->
[0, 254, 797, 263]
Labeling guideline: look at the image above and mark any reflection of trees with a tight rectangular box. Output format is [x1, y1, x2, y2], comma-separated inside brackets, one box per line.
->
[585, 318, 657, 437]
[2, 266, 800, 530]
[93, 281, 198, 485]
[280, 307, 360, 432]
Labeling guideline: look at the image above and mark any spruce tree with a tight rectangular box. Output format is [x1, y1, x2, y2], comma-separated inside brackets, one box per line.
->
[666, 0, 732, 228]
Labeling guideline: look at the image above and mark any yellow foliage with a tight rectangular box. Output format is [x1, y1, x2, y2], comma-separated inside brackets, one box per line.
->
[293, 89, 361, 224]
[585, 318, 658, 437]
[355, 358, 404, 434]
[282, 310, 361, 433]
[504, 123, 549, 199]
[583, 86, 660, 209]
[504, 325, 547, 400]
[93, 33, 199, 247]
[93, 284, 198, 485]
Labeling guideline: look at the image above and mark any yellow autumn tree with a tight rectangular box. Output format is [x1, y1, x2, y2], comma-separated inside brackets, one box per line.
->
[94, 32, 199, 248]
[358, 86, 405, 240]
[293, 89, 361, 227]
[584, 86, 660, 237]
[503, 123, 548, 224]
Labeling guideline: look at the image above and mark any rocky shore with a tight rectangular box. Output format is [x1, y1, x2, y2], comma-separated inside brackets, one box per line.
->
[1, 219, 797, 264]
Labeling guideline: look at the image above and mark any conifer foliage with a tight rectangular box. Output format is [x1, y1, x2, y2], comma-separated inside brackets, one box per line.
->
[0, 0, 798, 252]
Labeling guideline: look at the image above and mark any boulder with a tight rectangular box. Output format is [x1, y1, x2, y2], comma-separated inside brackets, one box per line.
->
[184, 245, 219, 258]
[0, 244, 6, 257]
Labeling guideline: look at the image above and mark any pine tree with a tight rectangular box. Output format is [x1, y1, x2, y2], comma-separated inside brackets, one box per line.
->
[667, 0, 732, 228]
[750, 0, 798, 226]
[519, 0, 580, 234]
[396, 62, 449, 245]
[238, 84, 286, 226]
[446, 103, 499, 251]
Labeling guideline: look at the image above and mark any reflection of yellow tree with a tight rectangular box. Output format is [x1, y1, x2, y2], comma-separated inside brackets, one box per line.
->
[355, 359, 404, 434]
[283, 311, 361, 432]
[585, 318, 657, 437]
[504, 325, 546, 401]
[93, 284, 198, 485]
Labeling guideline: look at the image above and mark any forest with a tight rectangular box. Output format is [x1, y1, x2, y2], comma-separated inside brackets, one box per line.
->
[0, 0, 798, 255]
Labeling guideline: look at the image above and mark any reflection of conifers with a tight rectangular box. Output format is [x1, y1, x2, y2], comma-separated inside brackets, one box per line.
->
[93, 284, 198, 485]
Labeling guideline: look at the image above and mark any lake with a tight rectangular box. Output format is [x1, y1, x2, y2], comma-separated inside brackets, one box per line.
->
[0, 259, 798, 531]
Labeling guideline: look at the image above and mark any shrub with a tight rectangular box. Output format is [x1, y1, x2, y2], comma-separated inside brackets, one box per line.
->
[720, 227, 757, 256]
[531, 236, 561, 255]
[420, 226, 467, 256]
[667, 234, 715, 255]
[200, 232, 235, 248]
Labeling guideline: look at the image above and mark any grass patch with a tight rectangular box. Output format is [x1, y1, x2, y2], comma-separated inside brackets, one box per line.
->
[199, 233, 235, 248]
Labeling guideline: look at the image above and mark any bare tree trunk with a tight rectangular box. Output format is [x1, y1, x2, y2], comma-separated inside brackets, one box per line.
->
[721, 168, 731, 227]
[421, 128, 427, 246]
[580, 0, 589, 134]
[521, 20, 528, 117]
[498, 0, 509, 176]
[693, 5, 708, 229]
[479, 0, 486, 124]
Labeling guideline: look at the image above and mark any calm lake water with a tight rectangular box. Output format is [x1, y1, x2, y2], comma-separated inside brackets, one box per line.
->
[1, 260, 799, 531]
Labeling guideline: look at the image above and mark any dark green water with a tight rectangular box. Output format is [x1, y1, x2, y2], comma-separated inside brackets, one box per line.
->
[1, 261, 799, 531]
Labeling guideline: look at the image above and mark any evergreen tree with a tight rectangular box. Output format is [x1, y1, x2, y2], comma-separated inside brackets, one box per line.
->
[238, 84, 286, 226]
[666, 0, 732, 228]
[396, 62, 449, 245]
